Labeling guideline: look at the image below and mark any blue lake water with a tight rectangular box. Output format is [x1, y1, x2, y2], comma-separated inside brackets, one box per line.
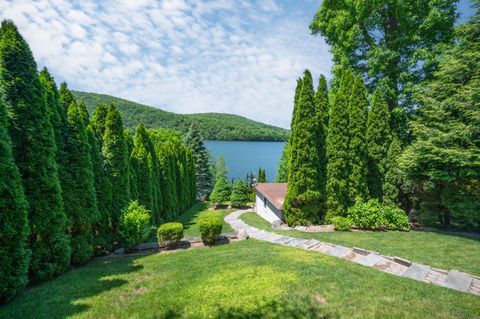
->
[204, 140, 285, 182]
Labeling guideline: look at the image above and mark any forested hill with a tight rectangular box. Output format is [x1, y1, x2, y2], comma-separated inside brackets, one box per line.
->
[73, 91, 289, 141]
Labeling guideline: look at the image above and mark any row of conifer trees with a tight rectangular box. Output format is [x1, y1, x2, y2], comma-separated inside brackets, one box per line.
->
[0, 20, 196, 302]
[278, 69, 400, 226]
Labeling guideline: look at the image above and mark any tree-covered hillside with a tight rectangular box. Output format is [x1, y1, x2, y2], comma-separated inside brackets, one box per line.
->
[73, 91, 289, 141]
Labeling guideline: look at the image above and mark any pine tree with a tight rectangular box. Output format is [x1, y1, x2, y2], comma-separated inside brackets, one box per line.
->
[257, 167, 266, 183]
[102, 104, 130, 235]
[347, 75, 369, 202]
[230, 180, 249, 207]
[91, 104, 109, 144]
[0, 20, 70, 281]
[383, 136, 402, 205]
[314, 74, 329, 212]
[284, 70, 323, 225]
[210, 176, 231, 205]
[185, 122, 213, 198]
[325, 70, 355, 218]
[366, 88, 392, 200]
[0, 95, 30, 302]
[63, 101, 98, 265]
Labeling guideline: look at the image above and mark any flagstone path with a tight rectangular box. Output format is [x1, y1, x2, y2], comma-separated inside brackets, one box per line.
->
[225, 209, 480, 296]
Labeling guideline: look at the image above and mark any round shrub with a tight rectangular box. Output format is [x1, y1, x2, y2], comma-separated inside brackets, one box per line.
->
[332, 216, 353, 231]
[157, 222, 184, 248]
[347, 198, 409, 231]
[118, 200, 151, 252]
[198, 216, 223, 244]
[383, 205, 410, 230]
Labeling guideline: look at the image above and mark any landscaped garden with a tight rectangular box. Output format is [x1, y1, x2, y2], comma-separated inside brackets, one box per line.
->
[240, 212, 480, 276]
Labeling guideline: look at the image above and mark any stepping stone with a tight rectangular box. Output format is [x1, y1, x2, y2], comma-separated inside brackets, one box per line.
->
[308, 242, 335, 253]
[326, 245, 352, 258]
[352, 253, 385, 267]
[273, 236, 294, 244]
[298, 239, 320, 250]
[402, 263, 431, 281]
[285, 238, 308, 248]
[442, 270, 473, 293]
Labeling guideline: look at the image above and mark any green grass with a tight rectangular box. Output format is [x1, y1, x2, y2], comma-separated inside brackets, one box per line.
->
[240, 212, 480, 276]
[174, 202, 233, 237]
[1, 240, 478, 319]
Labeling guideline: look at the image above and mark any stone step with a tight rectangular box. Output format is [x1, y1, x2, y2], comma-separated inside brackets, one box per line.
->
[402, 263, 431, 281]
[325, 245, 352, 258]
[273, 236, 295, 244]
[285, 238, 309, 248]
[352, 253, 385, 267]
[297, 239, 320, 250]
[441, 270, 473, 293]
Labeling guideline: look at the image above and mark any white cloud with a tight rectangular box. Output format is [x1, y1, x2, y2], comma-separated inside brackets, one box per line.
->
[0, 0, 333, 128]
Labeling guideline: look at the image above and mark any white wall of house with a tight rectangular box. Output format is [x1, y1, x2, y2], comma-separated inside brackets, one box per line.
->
[255, 191, 284, 224]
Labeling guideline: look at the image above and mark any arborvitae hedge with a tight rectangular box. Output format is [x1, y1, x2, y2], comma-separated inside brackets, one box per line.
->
[347, 75, 369, 202]
[0, 97, 30, 302]
[0, 20, 70, 282]
[383, 137, 402, 205]
[314, 75, 329, 213]
[284, 70, 323, 225]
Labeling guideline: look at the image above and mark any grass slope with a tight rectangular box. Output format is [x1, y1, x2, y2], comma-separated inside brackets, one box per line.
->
[1, 240, 478, 318]
[240, 212, 480, 276]
[174, 202, 233, 237]
[73, 91, 289, 141]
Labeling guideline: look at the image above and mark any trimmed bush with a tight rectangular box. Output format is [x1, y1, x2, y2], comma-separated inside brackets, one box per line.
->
[118, 200, 151, 252]
[332, 216, 353, 231]
[199, 217, 223, 244]
[347, 198, 409, 231]
[157, 222, 184, 248]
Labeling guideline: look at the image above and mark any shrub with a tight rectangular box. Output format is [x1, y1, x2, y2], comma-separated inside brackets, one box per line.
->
[230, 180, 249, 207]
[118, 200, 151, 252]
[332, 216, 353, 231]
[157, 222, 184, 248]
[210, 176, 231, 205]
[347, 198, 409, 231]
[199, 216, 223, 244]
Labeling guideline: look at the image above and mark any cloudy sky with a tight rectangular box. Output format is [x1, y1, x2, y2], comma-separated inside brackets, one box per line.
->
[0, 0, 475, 128]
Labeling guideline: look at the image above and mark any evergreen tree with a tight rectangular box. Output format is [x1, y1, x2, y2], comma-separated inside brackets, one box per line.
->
[215, 154, 228, 181]
[0, 20, 70, 281]
[258, 168, 266, 183]
[284, 70, 323, 225]
[185, 122, 213, 198]
[366, 88, 392, 200]
[325, 70, 354, 218]
[210, 176, 231, 205]
[230, 180, 249, 207]
[0, 95, 30, 302]
[102, 104, 130, 235]
[383, 136, 402, 205]
[347, 75, 369, 202]
[91, 104, 109, 144]
[314, 75, 329, 210]
[63, 102, 98, 265]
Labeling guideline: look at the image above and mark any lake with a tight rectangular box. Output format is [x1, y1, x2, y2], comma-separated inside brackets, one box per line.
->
[204, 140, 285, 182]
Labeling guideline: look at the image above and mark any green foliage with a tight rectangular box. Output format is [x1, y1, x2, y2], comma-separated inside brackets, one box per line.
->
[383, 137, 403, 205]
[230, 180, 249, 207]
[0, 20, 70, 282]
[210, 176, 231, 205]
[198, 216, 223, 244]
[347, 199, 409, 231]
[214, 154, 228, 181]
[0, 94, 30, 302]
[118, 201, 151, 251]
[310, 0, 457, 113]
[331, 216, 353, 231]
[257, 167, 266, 183]
[400, 8, 480, 230]
[157, 222, 183, 248]
[185, 122, 213, 197]
[73, 91, 289, 141]
[103, 104, 130, 233]
[275, 140, 290, 182]
[347, 75, 369, 202]
[314, 75, 329, 204]
[284, 70, 323, 226]
[326, 70, 354, 218]
[366, 89, 392, 200]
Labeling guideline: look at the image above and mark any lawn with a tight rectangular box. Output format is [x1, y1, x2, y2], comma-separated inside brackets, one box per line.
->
[240, 212, 480, 276]
[1, 240, 478, 319]
[174, 202, 233, 237]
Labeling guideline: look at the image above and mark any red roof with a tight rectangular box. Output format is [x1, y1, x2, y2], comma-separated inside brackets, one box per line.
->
[255, 183, 287, 211]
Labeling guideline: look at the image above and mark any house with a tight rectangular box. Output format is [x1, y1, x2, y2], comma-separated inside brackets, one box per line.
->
[255, 183, 287, 224]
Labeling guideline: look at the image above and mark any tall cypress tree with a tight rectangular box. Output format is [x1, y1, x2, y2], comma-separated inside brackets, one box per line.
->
[383, 136, 402, 205]
[347, 75, 369, 202]
[0, 20, 70, 281]
[325, 70, 354, 218]
[185, 122, 213, 198]
[103, 104, 130, 234]
[284, 70, 323, 225]
[314, 75, 329, 213]
[0, 95, 30, 302]
[63, 101, 98, 265]
[367, 88, 392, 200]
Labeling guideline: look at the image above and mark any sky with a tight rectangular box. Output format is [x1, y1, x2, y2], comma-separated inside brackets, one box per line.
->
[0, 0, 475, 128]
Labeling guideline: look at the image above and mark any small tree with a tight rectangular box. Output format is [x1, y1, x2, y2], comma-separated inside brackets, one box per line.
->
[210, 176, 231, 206]
[118, 200, 151, 252]
[230, 180, 249, 207]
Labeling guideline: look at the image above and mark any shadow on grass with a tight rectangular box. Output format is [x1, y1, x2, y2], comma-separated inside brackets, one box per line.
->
[175, 201, 209, 231]
[0, 256, 144, 319]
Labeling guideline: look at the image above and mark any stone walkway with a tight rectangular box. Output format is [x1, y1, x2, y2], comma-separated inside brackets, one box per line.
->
[225, 209, 480, 297]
